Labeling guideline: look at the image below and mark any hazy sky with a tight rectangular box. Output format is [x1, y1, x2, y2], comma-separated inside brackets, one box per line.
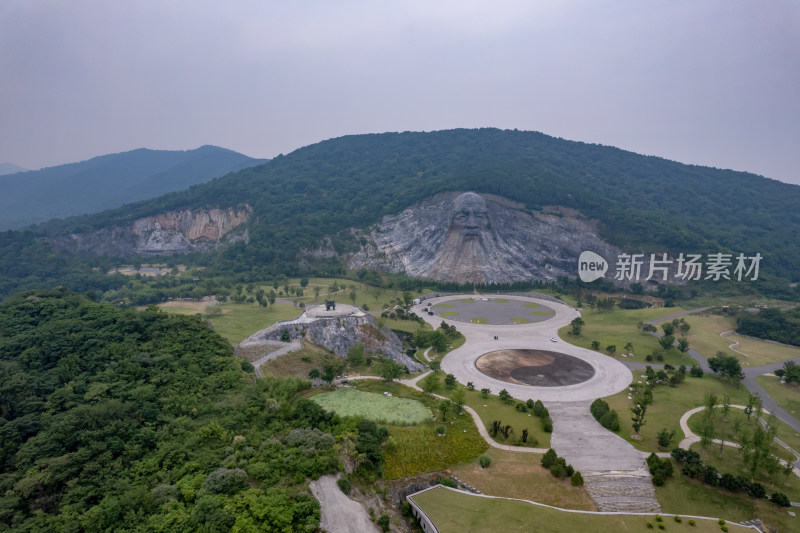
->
[1, 1, 798, 184]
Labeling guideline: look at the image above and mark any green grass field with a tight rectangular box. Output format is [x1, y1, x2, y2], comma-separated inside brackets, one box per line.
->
[602, 371, 751, 452]
[756, 375, 800, 421]
[448, 448, 594, 510]
[412, 486, 751, 533]
[206, 302, 302, 344]
[686, 442, 800, 501]
[686, 409, 797, 463]
[655, 468, 799, 532]
[681, 314, 800, 367]
[560, 306, 696, 366]
[352, 380, 488, 479]
[251, 276, 431, 312]
[423, 373, 551, 448]
[311, 388, 432, 425]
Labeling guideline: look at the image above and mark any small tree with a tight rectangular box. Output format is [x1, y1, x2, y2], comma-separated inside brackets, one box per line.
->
[444, 373, 457, 388]
[347, 344, 365, 366]
[438, 399, 451, 421]
[571, 471, 584, 486]
[280, 329, 291, 342]
[708, 353, 744, 386]
[498, 389, 512, 402]
[480, 388, 490, 399]
[421, 374, 440, 394]
[466, 381, 475, 391]
[677, 338, 690, 352]
[658, 335, 675, 351]
[570, 317, 585, 336]
[656, 428, 675, 449]
[308, 368, 320, 380]
[452, 388, 466, 414]
[378, 359, 405, 382]
[591, 340, 601, 350]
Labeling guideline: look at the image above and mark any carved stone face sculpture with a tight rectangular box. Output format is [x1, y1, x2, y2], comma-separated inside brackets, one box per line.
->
[450, 192, 490, 239]
[427, 192, 496, 284]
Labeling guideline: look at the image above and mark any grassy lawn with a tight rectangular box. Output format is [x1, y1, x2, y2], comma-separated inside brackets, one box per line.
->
[560, 306, 696, 366]
[412, 486, 750, 533]
[423, 372, 551, 448]
[756, 375, 800, 421]
[602, 371, 751, 452]
[682, 315, 739, 360]
[205, 301, 301, 344]
[656, 468, 799, 533]
[732, 335, 800, 367]
[249, 276, 431, 312]
[448, 448, 594, 510]
[686, 443, 800, 501]
[686, 407, 799, 461]
[682, 314, 800, 367]
[352, 380, 488, 479]
[311, 388, 431, 425]
[383, 316, 431, 334]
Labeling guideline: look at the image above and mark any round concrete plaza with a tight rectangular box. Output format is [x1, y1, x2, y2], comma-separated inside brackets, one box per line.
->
[430, 297, 555, 325]
[476, 349, 595, 387]
[416, 294, 632, 402]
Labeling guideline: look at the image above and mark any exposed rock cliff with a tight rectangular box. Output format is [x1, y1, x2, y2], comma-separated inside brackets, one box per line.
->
[240, 304, 424, 372]
[51, 205, 251, 256]
[347, 192, 622, 285]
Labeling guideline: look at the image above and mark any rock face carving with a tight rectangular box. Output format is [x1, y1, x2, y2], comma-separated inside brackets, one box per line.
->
[348, 192, 622, 284]
[51, 205, 251, 256]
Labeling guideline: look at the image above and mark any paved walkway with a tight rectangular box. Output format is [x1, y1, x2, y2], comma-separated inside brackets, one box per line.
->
[677, 405, 800, 470]
[414, 294, 658, 512]
[309, 474, 379, 533]
[244, 339, 302, 378]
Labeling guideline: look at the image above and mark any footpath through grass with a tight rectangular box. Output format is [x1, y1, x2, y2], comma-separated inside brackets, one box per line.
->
[421, 371, 551, 448]
[602, 371, 751, 452]
[682, 314, 800, 367]
[412, 486, 749, 533]
[353, 380, 488, 479]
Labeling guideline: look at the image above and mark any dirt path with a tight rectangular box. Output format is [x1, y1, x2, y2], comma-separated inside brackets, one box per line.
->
[309, 475, 379, 533]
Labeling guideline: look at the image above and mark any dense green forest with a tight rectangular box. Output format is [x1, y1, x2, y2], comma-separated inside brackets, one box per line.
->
[1, 129, 799, 301]
[736, 307, 800, 347]
[0, 289, 384, 532]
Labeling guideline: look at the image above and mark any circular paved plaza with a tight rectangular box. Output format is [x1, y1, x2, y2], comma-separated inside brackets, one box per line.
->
[430, 297, 555, 325]
[415, 294, 632, 402]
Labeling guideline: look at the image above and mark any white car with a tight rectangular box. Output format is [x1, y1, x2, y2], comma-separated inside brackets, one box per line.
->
[550, 337, 558, 342]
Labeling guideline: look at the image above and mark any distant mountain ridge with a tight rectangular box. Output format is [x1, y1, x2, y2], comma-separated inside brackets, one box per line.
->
[0, 145, 265, 229]
[0, 162, 28, 175]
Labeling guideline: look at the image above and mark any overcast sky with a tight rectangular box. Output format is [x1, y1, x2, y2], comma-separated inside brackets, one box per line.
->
[1, 1, 798, 185]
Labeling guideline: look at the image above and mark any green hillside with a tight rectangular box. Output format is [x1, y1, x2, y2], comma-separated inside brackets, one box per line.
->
[1, 128, 799, 300]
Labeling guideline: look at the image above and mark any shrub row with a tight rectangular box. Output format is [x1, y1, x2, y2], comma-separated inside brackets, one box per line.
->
[671, 448, 789, 506]
[590, 398, 620, 432]
[541, 449, 583, 486]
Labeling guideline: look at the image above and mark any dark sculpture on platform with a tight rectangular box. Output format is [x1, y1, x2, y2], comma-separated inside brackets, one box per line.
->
[325, 300, 336, 311]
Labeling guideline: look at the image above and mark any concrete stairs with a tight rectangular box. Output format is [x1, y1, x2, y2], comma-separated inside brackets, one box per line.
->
[583, 469, 661, 513]
[548, 400, 661, 513]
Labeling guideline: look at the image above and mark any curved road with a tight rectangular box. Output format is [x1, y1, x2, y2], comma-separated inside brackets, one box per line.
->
[647, 310, 800, 434]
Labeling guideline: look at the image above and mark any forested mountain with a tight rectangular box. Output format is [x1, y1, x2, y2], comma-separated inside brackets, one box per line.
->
[0, 163, 27, 176]
[1, 128, 799, 300]
[0, 146, 264, 230]
[0, 289, 357, 531]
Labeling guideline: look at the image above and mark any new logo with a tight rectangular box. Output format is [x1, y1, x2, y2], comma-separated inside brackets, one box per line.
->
[578, 251, 608, 282]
